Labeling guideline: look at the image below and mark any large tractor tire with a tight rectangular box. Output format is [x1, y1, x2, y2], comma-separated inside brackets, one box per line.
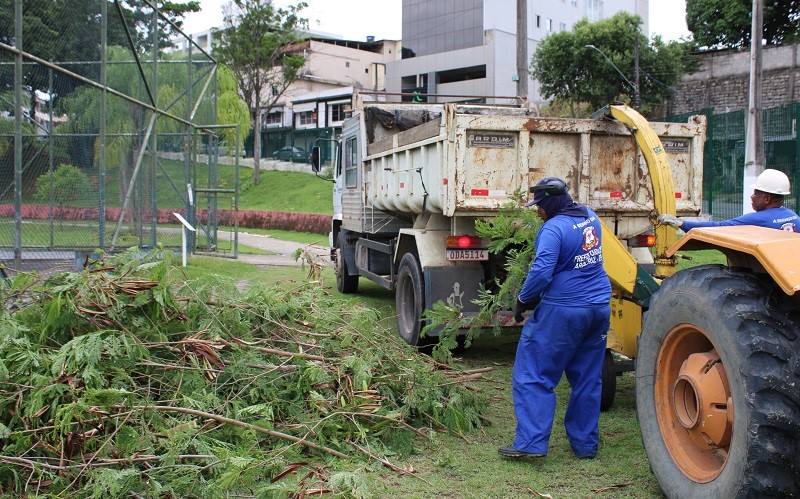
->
[335, 233, 359, 294]
[395, 253, 431, 347]
[636, 264, 800, 498]
[600, 349, 616, 412]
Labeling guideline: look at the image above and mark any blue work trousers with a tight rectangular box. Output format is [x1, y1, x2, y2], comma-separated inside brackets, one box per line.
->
[511, 302, 610, 457]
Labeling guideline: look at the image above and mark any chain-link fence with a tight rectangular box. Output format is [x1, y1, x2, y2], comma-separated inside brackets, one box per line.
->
[0, 0, 239, 272]
[661, 103, 799, 220]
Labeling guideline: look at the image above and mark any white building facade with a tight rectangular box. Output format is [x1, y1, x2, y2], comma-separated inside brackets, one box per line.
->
[387, 0, 649, 105]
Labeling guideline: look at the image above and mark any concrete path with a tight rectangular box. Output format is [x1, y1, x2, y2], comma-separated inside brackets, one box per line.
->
[234, 231, 331, 268]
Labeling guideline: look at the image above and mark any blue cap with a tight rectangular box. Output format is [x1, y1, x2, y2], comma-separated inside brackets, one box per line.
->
[526, 177, 567, 207]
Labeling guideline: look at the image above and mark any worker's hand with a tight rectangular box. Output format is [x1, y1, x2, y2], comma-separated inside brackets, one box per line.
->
[514, 298, 540, 323]
[657, 214, 683, 228]
[514, 299, 526, 323]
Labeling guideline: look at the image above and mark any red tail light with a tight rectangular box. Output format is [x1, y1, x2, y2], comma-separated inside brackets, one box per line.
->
[630, 234, 656, 247]
[446, 235, 484, 249]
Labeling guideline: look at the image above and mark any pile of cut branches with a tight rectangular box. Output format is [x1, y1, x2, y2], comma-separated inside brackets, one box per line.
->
[0, 249, 488, 497]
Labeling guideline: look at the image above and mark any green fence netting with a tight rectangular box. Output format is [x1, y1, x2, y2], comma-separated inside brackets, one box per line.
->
[1, 1, 240, 271]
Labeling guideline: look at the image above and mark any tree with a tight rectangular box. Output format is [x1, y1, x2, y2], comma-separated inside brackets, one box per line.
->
[531, 12, 695, 116]
[216, 64, 252, 152]
[58, 45, 248, 190]
[0, 0, 200, 96]
[33, 163, 91, 224]
[213, 0, 307, 185]
[686, 0, 800, 49]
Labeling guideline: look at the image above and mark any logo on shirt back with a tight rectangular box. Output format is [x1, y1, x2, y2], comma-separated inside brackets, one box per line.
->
[780, 222, 796, 232]
[582, 226, 599, 251]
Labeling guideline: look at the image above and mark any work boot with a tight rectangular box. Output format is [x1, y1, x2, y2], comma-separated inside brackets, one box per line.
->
[497, 445, 545, 459]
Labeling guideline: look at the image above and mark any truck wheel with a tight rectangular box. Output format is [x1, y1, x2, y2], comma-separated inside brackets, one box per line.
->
[600, 349, 616, 412]
[335, 233, 358, 294]
[396, 253, 428, 346]
[636, 264, 800, 498]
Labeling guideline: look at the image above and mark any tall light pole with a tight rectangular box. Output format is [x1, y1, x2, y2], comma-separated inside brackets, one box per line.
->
[743, 0, 764, 214]
[585, 44, 640, 109]
[516, 0, 528, 102]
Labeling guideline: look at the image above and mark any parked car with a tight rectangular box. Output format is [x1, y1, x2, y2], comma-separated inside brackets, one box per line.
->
[271, 146, 309, 162]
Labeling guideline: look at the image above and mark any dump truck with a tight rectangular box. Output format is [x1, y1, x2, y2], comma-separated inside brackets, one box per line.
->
[311, 99, 704, 357]
[311, 98, 800, 496]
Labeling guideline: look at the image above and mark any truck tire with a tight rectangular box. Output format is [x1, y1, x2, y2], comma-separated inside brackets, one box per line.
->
[600, 349, 616, 412]
[335, 233, 358, 294]
[396, 253, 427, 346]
[636, 264, 800, 498]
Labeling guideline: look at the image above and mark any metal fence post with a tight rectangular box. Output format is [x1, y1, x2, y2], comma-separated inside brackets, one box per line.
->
[150, 2, 159, 248]
[99, 0, 107, 248]
[13, 0, 23, 270]
[48, 66, 55, 248]
[704, 107, 714, 217]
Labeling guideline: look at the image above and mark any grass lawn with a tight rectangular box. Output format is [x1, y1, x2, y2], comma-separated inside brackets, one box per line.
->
[364, 337, 661, 498]
[3, 158, 332, 214]
[237, 169, 332, 214]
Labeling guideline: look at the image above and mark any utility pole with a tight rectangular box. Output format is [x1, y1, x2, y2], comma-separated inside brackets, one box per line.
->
[743, 0, 764, 214]
[633, 30, 641, 109]
[516, 0, 528, 103]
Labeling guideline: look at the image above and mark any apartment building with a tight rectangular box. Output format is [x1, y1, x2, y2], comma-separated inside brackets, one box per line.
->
[169, 25, 401, 157]
[264, 37, 401, 132]
[170, 28, 215, 53]
[387, 0, 649, 104]
[259, 37, 402, 157]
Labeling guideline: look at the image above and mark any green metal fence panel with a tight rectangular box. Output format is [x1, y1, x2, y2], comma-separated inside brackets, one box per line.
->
[661, 103, 799, 221]
[256, 127, 341, 162]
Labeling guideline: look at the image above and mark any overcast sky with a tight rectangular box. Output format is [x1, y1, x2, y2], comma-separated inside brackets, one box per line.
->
[182, 0, 691, 42]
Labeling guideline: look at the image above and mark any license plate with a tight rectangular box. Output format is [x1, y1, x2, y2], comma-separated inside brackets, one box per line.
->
[446, 249, 488, 261]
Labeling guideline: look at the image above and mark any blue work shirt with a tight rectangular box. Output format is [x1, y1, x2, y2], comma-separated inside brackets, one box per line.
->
[518, 208, 611, 307]
[682, 206, 800, 232]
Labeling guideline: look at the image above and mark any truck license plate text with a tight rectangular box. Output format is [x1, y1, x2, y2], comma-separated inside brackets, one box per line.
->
[446, 249, 488, 261]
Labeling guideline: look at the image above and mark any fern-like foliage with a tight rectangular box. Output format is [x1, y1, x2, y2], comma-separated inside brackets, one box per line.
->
[423, 201, 543, 353]
[0, 248, 488, 497]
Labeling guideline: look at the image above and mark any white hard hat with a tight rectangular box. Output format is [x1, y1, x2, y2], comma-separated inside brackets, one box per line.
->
[752, 169, 791, 195]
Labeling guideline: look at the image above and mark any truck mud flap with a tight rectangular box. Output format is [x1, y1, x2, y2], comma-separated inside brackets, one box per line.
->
[423, 266, 484, 336]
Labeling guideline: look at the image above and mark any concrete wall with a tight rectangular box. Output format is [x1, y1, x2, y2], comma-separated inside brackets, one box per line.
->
[669, 43, 800, 115]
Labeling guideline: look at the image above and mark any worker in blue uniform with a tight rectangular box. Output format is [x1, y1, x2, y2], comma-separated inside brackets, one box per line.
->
[499, 177, 612, 460]
[658, 169, 799, 232]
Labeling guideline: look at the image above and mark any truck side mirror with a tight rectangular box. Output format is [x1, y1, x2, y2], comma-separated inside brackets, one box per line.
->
[310, 146, 321, 172]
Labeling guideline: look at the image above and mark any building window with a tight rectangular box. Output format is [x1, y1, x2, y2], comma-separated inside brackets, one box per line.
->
[345, 61, 350, 68]
[436, 65, 486, 84]
[547, 18, 552, 31]
[572, 0, 577, 5]
[297, 111, 314, 126]
[535, 15, 541, 28]
[345, 137, 357, 188]
[560, 22, 566, 31]
[586, 0, 603, 21]
[329, 104, 344, 123]
[262, 111, 282, 128]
